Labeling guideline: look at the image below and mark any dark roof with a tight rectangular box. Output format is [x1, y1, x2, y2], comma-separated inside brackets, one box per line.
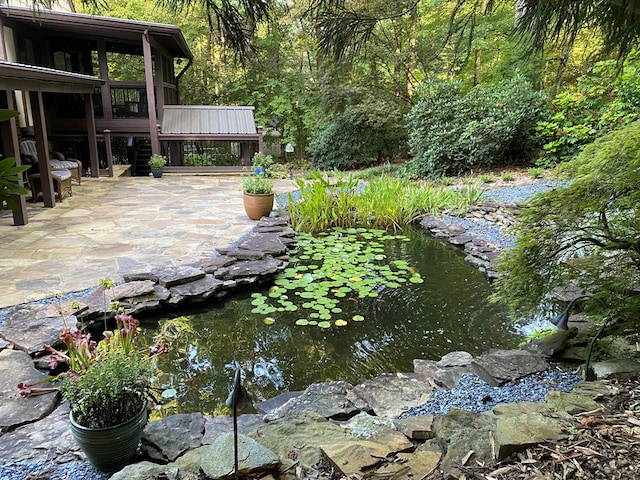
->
[161, 106, 258, 136]
[0, 5, 192, 59]
[0, 60, 103, 93]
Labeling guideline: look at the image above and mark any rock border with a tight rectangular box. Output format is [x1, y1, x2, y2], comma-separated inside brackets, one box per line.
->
[420, 201, 518, 280]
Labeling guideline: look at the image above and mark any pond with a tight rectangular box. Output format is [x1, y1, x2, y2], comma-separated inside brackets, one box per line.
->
[142, 226, 523, 417]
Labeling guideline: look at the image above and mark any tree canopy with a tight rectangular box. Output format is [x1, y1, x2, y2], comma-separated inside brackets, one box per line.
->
[494, 121, 640, 324]
[515, 0, 640, 59]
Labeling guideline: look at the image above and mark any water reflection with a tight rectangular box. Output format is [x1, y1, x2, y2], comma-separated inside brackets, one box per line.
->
[142, 227, 522, 417]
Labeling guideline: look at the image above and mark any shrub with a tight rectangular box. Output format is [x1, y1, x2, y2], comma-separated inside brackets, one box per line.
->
[536, 58, 640, 166]
[493, 121, 640, 326]
[405, 75, 547, 178]
[308, 99, 406, 170]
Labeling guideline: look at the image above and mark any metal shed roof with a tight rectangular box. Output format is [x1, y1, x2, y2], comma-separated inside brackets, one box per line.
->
[161, 105, 258, 136]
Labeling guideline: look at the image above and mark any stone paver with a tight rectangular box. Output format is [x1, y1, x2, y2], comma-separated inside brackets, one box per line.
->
[0, 172, 296, 309]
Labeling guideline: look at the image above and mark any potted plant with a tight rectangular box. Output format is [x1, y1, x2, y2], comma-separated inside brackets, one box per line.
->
[251, 152, 274, 176]
[18, 313, 167, 472]
[242, 174, 274, 220]
[148, 154, 167, 178]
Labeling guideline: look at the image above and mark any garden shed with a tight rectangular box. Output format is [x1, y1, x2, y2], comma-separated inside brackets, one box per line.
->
[159, 105, 263, 172]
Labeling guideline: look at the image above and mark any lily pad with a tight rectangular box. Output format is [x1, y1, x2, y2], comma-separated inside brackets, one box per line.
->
[318, 321, 332, 329]
[264, 317, 276, 325]
[335, 319, 348, 327]
[352, 315, 365, 322]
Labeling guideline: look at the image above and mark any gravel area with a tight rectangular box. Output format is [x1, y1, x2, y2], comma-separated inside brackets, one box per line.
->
[483, 180, 560, 205]
[441, 180, 561, 250]
[400, 369, 583, 418]
[0, 461, 110, 480]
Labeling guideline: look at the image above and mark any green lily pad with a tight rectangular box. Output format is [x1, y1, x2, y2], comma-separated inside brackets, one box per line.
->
[161, 388, 177, 398]
[318, 321, 331, 328]
[264, 317, 276, 325]
[296, 319, 309, 326]
[352, 315, 365, 322]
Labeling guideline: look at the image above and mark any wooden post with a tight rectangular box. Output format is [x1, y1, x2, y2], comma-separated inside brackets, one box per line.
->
[84, 93, 100, 177]
[29, 90, 55, 207]
[104, 129, 113, 177]
[142, 30, 160, 155]
[0, 90, 28, 225]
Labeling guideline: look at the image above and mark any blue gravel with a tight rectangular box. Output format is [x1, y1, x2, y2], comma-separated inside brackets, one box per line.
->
[0, 461, 110, 480]
[441, 215, 515, 249]
[439, 181, 562, 250]
[484, 180, 561, 205]
[400, 369, 583, 418]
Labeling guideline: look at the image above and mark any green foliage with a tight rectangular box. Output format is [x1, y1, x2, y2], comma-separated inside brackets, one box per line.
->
[0, 109, 28, 212]
[251, 152, 274, 168]
[500, 172, 515, 182]
[518, 327, 557, 347]
[60, 350, 152, 428]
[287, 171, 482, 233]
[405, 75, 547, 178]
[353, 163, 399, 180]
[148, 154, 167, 168]
[308, 99, 406, 170]
[536, 58, 640, 166]
[242, 174, 273, 194]
[528, 167, 545, 179]
[0, 156, 29, 212]
[494, 121, 640, 326]
[478, 174, 494, 184]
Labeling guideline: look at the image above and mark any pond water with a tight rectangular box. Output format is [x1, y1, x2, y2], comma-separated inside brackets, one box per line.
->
[142, 227, 523, 417]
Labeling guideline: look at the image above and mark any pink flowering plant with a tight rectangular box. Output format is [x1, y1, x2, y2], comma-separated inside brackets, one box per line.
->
[19, 313, 168, 429]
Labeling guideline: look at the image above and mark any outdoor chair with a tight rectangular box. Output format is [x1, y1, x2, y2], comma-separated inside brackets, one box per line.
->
[28, 169, 73, 203]
[19, 139, 83, 185]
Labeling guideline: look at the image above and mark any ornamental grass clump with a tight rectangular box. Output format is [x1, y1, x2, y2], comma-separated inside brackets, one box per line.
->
[287, 171, 482, 233]
[19, 313, 168, 429]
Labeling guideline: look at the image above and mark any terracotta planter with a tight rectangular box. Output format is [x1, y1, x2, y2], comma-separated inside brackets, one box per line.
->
[243, 192, 274, 220]
[70, 403, 147, 472]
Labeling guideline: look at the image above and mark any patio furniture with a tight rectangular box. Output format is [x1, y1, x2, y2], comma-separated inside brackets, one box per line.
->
[19, 139, 83, 185]
[28, 169, 73, 202]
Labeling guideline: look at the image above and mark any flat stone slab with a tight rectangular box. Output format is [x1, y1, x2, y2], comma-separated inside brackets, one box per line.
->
[0, 402, 74, 462]
[0, 304, 76, 354]
[151, 265, 206, 288]
[143, 413, 206, 462]
[202, 414, 265, 444]
[167, 275, 225, 304]
[0, 349, 59, 432]
[393, 415, 435, 440]
[495, 412, 566, 460]
[200, 432, 279, 479]
[471, 349, 549, 386]
[249, 412, 353, 472]
[215, 256, 284, 281]
[263, 381, 359, 422]
[348, 372, 435, 418]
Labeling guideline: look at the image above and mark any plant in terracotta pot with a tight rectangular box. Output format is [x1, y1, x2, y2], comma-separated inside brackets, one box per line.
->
[242, 173, 274, 220]
[18, 312, 167, 472]
[148, 154, 167, 178]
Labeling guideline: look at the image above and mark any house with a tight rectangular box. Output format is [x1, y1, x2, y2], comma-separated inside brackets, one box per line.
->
[0, 5, 263, 224]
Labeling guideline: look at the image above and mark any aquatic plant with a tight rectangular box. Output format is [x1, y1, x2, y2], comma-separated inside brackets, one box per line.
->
[287, 171, 482, 233]
[249, 228, 423, 328]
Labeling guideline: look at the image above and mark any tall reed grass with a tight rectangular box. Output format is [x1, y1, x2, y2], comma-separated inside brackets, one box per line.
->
[287, 171, 482, 233]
